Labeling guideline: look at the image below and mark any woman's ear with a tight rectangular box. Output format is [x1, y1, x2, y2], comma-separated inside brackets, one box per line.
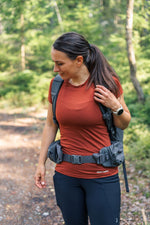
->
[76, 56, 83, 67]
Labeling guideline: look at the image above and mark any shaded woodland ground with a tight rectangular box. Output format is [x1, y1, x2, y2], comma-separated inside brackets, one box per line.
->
[0, 107, 149, 225]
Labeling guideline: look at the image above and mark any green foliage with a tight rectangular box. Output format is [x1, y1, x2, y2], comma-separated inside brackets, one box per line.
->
[124, 122, 150, 178]
[0, 70, 52, 106]
[124, 96, 150, 177]
[0, 50, 10, 71]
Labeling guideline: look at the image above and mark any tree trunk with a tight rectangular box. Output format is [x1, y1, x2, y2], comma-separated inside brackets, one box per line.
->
[21, 14, 25, 71]
[0, 17, 3, 35]
[126, 0, 145, 103]
[103, 0, 110, 8]
[53, 0, 64, 32]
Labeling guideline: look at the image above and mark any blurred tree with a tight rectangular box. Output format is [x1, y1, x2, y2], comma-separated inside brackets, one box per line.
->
[0, 0, 150, 79]
[126, 0, 145, 103]
[53, 0, 64, 32]
[0, 0, 26, 70]
[21, 13, 25, 70]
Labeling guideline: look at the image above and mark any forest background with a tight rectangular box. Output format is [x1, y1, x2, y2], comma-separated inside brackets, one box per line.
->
[0, 0, 150, 180]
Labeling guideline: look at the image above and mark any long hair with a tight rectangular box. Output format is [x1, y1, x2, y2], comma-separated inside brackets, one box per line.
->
[53, 32, 119, 96]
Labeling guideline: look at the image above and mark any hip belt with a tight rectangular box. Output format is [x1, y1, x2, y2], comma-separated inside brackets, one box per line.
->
[63, 153, 107, 165]
[47, 140, 124, 168]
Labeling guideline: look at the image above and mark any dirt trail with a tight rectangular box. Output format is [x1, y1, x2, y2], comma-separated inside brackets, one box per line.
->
[0, 107, 149, 225]
[0, 108, 63, 225]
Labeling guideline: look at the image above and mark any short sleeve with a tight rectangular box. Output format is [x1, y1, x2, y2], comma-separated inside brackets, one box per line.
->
[48, 78, 55, 103]
[113, 76, 123, 98]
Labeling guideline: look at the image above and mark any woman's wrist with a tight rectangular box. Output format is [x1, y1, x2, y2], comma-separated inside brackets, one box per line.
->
[111, 102, 122, 112]
[112, 105, 124, 116]
[38, 156, 47, 166]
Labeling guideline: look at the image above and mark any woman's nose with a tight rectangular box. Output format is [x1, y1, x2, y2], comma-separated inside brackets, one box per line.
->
[53, 64, 59, 72]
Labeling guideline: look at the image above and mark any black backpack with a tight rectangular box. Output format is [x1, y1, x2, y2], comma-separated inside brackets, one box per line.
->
[51, 74, 129, 192]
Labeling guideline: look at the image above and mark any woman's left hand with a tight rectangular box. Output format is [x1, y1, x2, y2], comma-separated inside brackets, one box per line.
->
[94, 85, 120, 111]
[94, 85, 131, 129]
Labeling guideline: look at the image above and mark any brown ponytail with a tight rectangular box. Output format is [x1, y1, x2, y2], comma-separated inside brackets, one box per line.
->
[86, 44, 119, 96]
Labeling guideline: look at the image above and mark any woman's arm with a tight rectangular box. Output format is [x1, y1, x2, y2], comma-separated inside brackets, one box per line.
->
[34, 103, 58, 189]
[94, 85, 131, 130]
[111, 94, 131, 129]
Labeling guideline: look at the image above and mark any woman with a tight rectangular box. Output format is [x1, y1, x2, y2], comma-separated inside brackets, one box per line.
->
[35, 32, 131, 225]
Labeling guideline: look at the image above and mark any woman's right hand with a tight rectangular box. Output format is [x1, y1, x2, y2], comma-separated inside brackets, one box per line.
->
[34, 164, 46, 189]
[34, 103, 58, 189]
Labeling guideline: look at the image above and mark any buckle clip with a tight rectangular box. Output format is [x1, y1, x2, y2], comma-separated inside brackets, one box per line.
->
[93, 153, 105, 165]
[71, 155, 82, 164]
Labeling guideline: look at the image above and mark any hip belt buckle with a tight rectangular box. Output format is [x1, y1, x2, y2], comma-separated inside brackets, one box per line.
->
[93, 153, 105, 165]
[71, 155, 82, 164]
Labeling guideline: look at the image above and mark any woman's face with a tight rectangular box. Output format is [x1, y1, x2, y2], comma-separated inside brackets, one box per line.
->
[51, 48, 81, 80]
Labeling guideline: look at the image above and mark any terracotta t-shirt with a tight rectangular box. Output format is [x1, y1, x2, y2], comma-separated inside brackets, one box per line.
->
[48, 76, 123, 179]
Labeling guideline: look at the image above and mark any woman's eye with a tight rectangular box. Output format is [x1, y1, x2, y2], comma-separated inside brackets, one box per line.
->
[57, 63, 63, 66]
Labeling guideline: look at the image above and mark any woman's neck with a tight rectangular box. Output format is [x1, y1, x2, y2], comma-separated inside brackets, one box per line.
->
[69, 66, 90, 86]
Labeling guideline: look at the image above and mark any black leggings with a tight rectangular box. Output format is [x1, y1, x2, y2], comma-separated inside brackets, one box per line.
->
[53, 172, 121, 225]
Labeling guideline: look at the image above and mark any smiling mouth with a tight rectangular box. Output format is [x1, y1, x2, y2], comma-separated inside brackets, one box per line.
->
[59, 73, 64, 76]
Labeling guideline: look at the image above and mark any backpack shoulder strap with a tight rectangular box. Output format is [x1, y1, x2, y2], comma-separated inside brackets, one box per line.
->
[98, 103, 123, 142]
[51, 74, 64, 126]
[99, 103, 129, 192]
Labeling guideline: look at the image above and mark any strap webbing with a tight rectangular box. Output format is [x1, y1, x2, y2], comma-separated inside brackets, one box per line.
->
[51, 75, 63, 126]
[63, 153, 106, 165]
[123, 161, 129, 192]
[99, 103, 129, 192]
